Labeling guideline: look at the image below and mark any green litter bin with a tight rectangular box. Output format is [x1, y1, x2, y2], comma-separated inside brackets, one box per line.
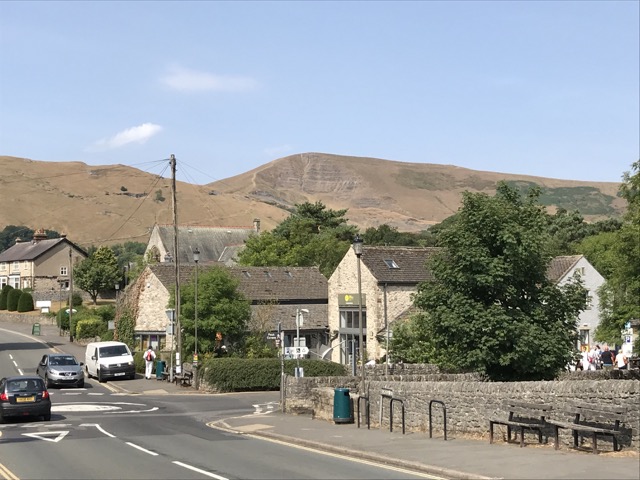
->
[333, 387, 353, 424]
[156, 360, 166, 380]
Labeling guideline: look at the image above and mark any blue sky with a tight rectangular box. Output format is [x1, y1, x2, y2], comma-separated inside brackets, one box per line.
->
[1, 1, 638, 184]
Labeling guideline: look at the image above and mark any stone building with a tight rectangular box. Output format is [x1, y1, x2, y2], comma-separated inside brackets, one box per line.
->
[144, 220, 260, 266]
[120, 264, 328, 355]
[0, 229, 86, 300]
[327, 247, 606, 366]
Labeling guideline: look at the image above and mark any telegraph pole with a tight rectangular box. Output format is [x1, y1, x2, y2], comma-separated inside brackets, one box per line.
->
[171, 154, 181, 373]
[68, 246, 74, 342]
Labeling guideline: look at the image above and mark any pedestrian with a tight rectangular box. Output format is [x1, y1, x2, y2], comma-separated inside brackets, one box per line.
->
[600, 345, 614, 370]
[144, 345, 156, 379]
[616, 349, 628, 370]
[586, 346, 597, 371]
[581, 346, 592, 371]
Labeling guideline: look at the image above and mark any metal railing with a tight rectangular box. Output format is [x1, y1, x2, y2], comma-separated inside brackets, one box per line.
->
[428, 399, 447, 441]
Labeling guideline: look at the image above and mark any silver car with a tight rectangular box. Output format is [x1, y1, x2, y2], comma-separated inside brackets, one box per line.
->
[36, 354, 85, 388]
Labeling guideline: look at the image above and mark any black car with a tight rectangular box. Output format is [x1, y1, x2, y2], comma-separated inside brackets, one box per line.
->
[0, 376, 51, 423]
[36, 353, 85, 388]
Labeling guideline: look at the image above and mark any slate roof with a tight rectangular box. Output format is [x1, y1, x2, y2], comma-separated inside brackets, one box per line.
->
[361, 246, 441, 284]
[0, 238, 86, 262]
[149, 264, 328, 302]
[155, 224, 256, 265]
[147, 264, 328, 331]
[546, 255, 582, 283]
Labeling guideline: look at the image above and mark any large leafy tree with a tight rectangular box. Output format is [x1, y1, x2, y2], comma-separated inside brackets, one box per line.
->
[178, 266, 251, 356]
[238, 201, 357, 277]
[74, 246, 121, 304]
[595, 161, 640, 345]
[0, 225, 60, 252]
[396, 182, 587, 381]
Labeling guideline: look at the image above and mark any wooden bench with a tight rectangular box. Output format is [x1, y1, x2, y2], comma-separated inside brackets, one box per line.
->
[172, 362, 194, 387]
[489, 401, 552, 447]
[546, 405, 626, 454]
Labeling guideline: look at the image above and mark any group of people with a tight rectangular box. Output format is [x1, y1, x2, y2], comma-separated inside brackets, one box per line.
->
[578, 344, 629, 371]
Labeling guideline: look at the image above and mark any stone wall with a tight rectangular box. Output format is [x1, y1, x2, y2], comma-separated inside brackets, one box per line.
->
[0, 312, 56, 325]
[283, 376, 640, 450]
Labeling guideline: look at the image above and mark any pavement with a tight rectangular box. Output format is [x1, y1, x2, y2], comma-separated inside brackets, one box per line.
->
[3, 320, 640, 480]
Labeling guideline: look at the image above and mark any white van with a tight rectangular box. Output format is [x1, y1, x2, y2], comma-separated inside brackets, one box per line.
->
[84, 341, 136, 382]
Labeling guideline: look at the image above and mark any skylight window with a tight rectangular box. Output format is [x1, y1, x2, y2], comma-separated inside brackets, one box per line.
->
[384, 259, 399, 269]
[242, 271, 251, 278]
[264, 271, 272, 278]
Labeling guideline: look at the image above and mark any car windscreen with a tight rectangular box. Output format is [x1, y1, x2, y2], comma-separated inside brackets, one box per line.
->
[50, 356, 78, 366]
[100, 345, 130, 358]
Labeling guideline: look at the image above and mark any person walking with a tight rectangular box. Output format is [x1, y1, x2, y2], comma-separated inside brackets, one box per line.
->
[144, 345, 156, 379]
[616, 349, 628, 370]
[600, 345, 614, 370]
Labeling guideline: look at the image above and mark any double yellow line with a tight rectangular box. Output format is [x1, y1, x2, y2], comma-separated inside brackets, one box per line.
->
[0, 462, 18, 480]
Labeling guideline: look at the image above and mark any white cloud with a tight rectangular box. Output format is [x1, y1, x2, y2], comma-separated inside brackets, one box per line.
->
[88, 123, 163, 151]
[264, 144, 294, 158]
[160, 66, 258, 92]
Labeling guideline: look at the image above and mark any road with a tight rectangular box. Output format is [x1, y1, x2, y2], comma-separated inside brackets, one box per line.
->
[1, 329, 435, 480]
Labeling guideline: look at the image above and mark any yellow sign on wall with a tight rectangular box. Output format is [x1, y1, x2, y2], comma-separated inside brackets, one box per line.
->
[338, 294, 365, 306]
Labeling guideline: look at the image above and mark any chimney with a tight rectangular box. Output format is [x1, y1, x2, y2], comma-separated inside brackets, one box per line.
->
[253, 218, 261, 233]
[33, 228, 47, 243]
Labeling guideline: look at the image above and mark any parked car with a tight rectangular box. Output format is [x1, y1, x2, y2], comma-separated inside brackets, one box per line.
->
[0, 376, 51, 423]
[85, 341, 135, 382]
[36, 353, 85, 388]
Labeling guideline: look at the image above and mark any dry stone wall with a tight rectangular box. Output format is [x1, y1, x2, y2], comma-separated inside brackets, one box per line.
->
[283, 376, 640, 450]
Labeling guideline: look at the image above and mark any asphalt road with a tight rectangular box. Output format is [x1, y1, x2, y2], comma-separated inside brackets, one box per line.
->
[0, 329, 436, 480]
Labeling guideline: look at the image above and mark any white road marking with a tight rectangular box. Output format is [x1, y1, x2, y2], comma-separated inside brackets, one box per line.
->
[80, 423, 116, 438]
[126, 442, 158, 456]
[53, 404, 122, 412]
[8, 354, 13, 360]
[63, 392, 82, 396]
[0, 462, 19, 480]
[88, 392, 104, 396]
[22, 431, 69, 443]
[173, 461, 229, 480]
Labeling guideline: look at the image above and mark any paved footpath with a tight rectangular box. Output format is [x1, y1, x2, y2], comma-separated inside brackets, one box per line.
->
[3, 320, 639, 479]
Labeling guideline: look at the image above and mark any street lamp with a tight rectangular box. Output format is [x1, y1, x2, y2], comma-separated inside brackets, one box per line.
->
[193, 247, 200, 389]
[165, 308, 176, 383]
[352, 235, 365, 389]
[295, 308, 309, 378]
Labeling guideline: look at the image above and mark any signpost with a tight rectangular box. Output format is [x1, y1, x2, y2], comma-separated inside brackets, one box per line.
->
[285, 346, 310, 357]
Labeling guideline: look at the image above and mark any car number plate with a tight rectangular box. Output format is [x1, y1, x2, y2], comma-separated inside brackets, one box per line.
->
[17, 396, 35, 403]
[114, 372, 125, 376]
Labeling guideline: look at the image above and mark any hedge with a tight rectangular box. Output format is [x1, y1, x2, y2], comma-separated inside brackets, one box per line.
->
[17, 292, 34, 312]
[75, 318, 108, 339]
[201, 358, 348, 392]
[7, 288, 22, 311]
[0, 285, 13, 310]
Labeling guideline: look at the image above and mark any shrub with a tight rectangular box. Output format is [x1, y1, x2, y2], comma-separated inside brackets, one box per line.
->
[7, 288, 22, 311]
[93, 305, 115, 323]
[75, 318, 108, 339]
[0, 285, 13, 310]
[201, 358, 347, 392]
[57, 309, 70, 331]
[68, 292, 83, 307]
[101, 330, 114, 342]
[17, 292, 34, 312]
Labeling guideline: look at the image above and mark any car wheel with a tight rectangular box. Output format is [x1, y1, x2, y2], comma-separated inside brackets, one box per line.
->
[43, 414, 51, 421]
[45, 375, 52, 389]
[98, 370, 104, 383]
[85, 365, 92, 379]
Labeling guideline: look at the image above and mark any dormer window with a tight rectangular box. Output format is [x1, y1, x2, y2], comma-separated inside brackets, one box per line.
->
[384, 259, 399, 269]
[264, 271, 271, 278]
[285, 271, 293, 278]
[243, 271, 251, 278]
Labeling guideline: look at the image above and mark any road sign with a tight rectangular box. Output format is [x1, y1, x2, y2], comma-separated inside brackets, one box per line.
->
[266, 332, 277, 340]
[285, 346, 309, 356]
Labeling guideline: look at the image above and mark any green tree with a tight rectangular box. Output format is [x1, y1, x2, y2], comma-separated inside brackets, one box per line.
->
[362, 224, 423, 246]
[238, 201, 357, 277]
[401, 182, 587, 381]
[74, 246, 121, 304]
[595, 161, 640, 344]
[178, 266, 251, 356]
[0, 226, 60, 252]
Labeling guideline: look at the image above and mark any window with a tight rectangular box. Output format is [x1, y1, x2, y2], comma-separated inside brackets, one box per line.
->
[12, 261, 19, 270]
[9, 276, 20, 288]
[263, 271, 271, 278]
[384, 259, 399, 269]
[23, 261, 28, 269]
[579, 329, 590, 347]
[285, 271, 293, 278]
[586, 291, 593, 310]
[0, 262, 5, 271]
[339, 309, 367, 330]
[574, 267, 586, 277]
[60, 266, 68, 276]
[242, 271, 251, 278]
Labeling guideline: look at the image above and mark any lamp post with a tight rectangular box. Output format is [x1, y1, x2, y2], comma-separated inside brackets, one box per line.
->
[352, 235, 365, 389]
[295, 308, 309, 377]
[193, 247, 200, 389]
[165, 308, 175, 383]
